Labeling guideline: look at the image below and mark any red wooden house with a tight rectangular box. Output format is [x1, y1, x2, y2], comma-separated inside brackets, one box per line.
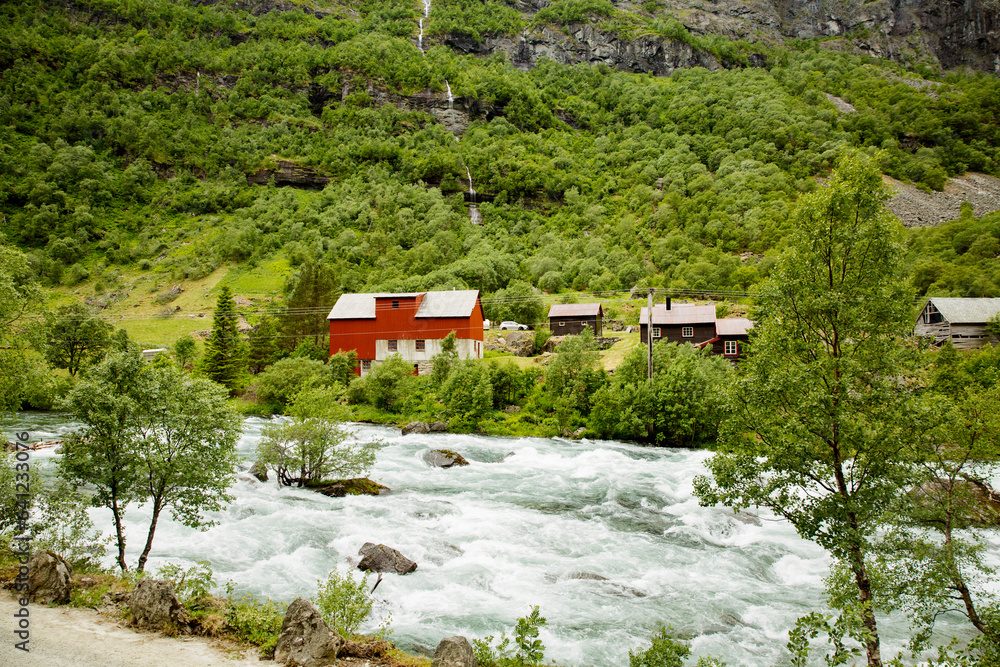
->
[328, 290, 484, 375]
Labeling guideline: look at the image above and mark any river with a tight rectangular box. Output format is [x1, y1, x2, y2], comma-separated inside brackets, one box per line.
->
[9, 413, 1000, 666]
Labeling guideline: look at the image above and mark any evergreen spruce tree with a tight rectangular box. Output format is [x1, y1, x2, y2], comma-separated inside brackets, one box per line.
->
[247, 315, 279, 374]
[282, 260, 338, 349]
[202, 285, 246, 393]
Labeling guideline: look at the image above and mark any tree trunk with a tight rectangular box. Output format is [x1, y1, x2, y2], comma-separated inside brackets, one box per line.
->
[944, 523, 994, 638]
[136, 495, 164, 573]
[111, 494, 128, 572]
[848, 541, 882, 666]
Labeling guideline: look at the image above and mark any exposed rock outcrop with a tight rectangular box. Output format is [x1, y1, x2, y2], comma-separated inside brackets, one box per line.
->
[424, 449, 470, 468]
[357, 542, 418, 575]
[274, 598, 343, 667]
[28, 550, 72, 604]
[248, 159, 331, 190]
[129, 579, 191, 632]
[429, 421, 450, 432]
[432, 636, 479, 667]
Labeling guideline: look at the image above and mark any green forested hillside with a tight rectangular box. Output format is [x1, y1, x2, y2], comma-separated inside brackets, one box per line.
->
[2, 0, 1000, 319]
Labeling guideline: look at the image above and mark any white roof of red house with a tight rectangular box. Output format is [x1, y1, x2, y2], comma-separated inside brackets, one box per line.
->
[548, 303, 602, 318]
[327, 290, 480, 320]
[716, 318, 754, 336]
[639, 303, 716, 326]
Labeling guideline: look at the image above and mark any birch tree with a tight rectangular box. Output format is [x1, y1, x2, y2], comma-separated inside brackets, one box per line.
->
[693, 152, 918, 667]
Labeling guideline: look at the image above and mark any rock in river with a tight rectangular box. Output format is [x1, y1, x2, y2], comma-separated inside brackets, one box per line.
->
[357, 542, 418, 575]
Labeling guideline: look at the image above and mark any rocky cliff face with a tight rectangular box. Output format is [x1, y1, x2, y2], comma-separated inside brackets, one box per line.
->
[444, 0, 999, 75]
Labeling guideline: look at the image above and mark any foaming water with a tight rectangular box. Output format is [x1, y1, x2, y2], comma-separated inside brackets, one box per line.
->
[8, 415, 998, 666]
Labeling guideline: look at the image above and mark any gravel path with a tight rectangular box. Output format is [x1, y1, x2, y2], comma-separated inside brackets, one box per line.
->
[0, 593, 275, 667]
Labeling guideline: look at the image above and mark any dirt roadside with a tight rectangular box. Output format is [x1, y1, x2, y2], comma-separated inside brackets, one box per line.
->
[0, 593, 275, 667]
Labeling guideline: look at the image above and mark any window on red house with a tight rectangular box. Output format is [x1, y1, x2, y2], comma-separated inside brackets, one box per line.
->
[416, 340, 425, 351]
[682, 326, 693, 338]
[388, 339, 398, 352]
[392, 300, 399, 309]
[725, 340, 738, 356]
[361, 360, 371, 372]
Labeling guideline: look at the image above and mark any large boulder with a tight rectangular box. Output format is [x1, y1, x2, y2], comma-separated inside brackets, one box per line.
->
[357, 542, 418, 575]
[910, 477, 1000, 526]
[129, 579, 191, 631]
[424, 449, 470, 468]
[312, 478, 390, 497]
[274, 598, 343, 667]
[429, 421, 449, 432]
[28, 550, 72, 604]
[401, 421, 430, 435]
[503, 330, 534, 357]
[432, 636, 479, 667]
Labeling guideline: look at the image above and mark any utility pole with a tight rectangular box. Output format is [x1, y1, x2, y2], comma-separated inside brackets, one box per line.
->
[647, 288, 654, 381]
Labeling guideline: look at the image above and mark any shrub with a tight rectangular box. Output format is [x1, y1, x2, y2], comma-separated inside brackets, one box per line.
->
[226, 592, 287, 657]
[629, 625, 689, 667]
[473, 606, 548, 667]
[313, 569, 374, 637]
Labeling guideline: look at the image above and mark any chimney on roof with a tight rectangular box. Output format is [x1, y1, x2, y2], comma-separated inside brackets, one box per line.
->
[665, 297, 671, 311]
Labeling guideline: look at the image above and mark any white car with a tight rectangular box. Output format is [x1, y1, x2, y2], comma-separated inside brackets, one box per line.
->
[499, 321, 529, 331]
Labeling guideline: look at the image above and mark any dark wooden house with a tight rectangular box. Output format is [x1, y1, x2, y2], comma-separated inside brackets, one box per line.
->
[639, 300, 716, 346]
[914, 297, 1000, 349]
[547, 303, 603, 336]
[699, 318, 753, 363]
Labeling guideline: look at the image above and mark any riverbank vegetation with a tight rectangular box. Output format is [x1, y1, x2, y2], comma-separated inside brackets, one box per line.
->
[3, 0, 1000, 662]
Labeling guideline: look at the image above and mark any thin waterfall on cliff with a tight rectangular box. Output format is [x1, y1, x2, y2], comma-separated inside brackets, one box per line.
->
[446, 81, 454, 109]
[418, 19, 424, 53]
[466, 166, 482, 225]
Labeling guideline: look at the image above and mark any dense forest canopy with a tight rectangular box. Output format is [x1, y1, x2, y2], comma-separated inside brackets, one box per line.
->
[1, 0, 1000, 307]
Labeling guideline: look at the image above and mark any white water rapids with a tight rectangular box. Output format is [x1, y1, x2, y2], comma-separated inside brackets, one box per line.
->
[12, 414, 1000, 666]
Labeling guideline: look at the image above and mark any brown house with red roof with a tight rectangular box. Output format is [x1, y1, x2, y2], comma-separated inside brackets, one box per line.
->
[548, 303, 603, 336]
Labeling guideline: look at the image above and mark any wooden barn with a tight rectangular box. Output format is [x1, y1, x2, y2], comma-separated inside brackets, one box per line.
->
[640, 299, 716, 346]
[914, 297, 1000, 349]
[328, 290, 484, 375]
[547, 303, 603, 336]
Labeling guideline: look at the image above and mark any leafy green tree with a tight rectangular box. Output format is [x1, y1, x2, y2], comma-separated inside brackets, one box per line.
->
[256, 356, 330, 412]
[431, 332, 459, 384]
[590, 342, 731, 446]
[443, 360, 493, 420]
[326, 350, 358, 388]
[131, 363, 241, 572]
[256, 387, 380, 486]
[60, 348, 144, 571]
[693, 152, 917, 667]
[202, 284, 246, 393]
[40, 301, 113, 376]
[174, 334, 197, 369]
[545, 328, 605, 413]
[486, 280, 546, 329]
[362, 354, 415, 411]
[861, 386, 1000, 657]
[0, 242, 41, 417]
[61, 346, 242, 572]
